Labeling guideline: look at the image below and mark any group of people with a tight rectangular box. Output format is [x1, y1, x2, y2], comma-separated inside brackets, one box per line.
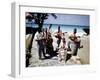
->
[35, 25, 83, 61]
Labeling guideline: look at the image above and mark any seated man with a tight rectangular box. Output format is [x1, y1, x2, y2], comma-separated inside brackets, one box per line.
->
[68, 28, 83, 56]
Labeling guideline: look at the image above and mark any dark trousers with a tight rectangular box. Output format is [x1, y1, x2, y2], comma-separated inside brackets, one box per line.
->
[57, 37, 61, 47]
[37, 40, 46, 59]
[38, 47, 45, 59]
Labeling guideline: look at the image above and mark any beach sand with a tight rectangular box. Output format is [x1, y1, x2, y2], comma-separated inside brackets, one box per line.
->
[28, 33, 90, 67]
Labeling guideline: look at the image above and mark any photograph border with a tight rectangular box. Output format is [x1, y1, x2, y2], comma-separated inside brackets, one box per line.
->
[11, 2, 96, 78]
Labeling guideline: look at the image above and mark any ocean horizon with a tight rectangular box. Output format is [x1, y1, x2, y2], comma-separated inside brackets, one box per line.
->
[26, 23, 89, 36]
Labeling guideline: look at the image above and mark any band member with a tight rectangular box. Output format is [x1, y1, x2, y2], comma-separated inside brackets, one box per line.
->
[46, 34, 54, 56]
[38, 27, 53, 57]
[47, 24, 52, 35]
[35, 30, 46, 60]
[55, 26, 62, 47]
[67, 28, 82, 56]
[61, 33, 66, 48]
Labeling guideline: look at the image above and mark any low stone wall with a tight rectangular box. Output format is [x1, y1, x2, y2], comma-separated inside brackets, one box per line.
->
[78, 36, 90, 64]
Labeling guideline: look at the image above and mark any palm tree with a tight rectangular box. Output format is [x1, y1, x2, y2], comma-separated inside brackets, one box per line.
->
[25, 12, 57, 53]
[26, 12, 57, 32]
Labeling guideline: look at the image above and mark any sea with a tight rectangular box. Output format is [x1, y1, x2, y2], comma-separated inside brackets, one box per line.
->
[26, 23, 89, 36]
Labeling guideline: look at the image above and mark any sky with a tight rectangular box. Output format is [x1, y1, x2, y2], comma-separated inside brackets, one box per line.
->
[26, 13, 90, 36]
[44, 13, 89, 26]
[43, 13, 90, 36]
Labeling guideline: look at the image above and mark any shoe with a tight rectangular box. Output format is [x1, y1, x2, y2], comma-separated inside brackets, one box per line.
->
[79, 45, 83, 48]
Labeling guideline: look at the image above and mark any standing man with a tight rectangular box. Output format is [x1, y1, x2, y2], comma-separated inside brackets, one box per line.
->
[36, 30, 46, 60]
[55, 26, 62, 47]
